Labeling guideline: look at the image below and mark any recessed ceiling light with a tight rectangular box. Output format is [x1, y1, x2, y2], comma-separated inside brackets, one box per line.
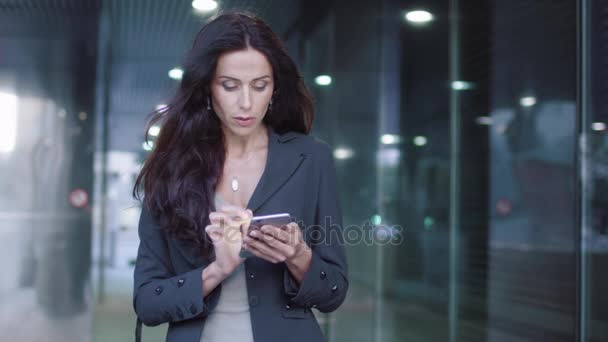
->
[592, 122, 607, 131]
[333, 147, 354, 159]
[192, 0, 218, 12]
[168, 68, 183, 80]
[148, 125, 161, 137]
[451, 81, 475, 90]
[380, 134, 401, 145]
[520, 96, 537, 107]
[405, 10, 434, 24]
[315, 75, 332, 86]
[413, 136, 427, 146]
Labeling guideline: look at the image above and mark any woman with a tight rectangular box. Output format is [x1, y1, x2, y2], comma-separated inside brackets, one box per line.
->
[132, 12, 348, 342]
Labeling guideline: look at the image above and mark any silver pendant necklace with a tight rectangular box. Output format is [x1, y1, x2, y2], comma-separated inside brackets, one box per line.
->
[227, 151, 256, 192]
[231, 176, 240, 192]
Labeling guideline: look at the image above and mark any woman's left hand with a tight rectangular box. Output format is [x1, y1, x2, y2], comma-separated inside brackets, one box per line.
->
[242, 222, 310, 265]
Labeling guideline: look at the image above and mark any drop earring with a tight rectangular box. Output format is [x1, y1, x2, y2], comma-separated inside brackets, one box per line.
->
[207, 96, 211, 111]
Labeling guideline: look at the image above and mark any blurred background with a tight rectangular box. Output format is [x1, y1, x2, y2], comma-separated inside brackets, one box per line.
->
[0, 0, 606, 341]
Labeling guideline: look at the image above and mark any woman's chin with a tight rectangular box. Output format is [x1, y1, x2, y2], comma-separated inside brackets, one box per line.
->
[224, 121, 266, 137]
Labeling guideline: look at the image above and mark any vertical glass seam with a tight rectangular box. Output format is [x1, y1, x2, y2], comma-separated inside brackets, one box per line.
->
[92, 6, 112, 303]
[577, 0, 590, 341]
[448, 0, 461, 341]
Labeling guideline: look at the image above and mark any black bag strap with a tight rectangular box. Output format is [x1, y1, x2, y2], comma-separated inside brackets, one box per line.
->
[135, 317, 142, 342]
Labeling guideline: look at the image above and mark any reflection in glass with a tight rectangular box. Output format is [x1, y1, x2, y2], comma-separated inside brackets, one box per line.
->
[0, 92, 17, 153]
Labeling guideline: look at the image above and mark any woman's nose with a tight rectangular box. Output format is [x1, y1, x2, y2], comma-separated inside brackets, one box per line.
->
[238, 88, 252, 110]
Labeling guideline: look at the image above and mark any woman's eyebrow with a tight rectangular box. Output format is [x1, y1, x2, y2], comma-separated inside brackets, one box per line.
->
[217, 75, 271, 81]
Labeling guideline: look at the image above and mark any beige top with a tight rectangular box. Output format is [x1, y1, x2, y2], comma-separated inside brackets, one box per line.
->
[200, 193, 254, 342]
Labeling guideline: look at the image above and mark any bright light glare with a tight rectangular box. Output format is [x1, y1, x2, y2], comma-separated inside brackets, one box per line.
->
[371, 215, 382, 225]
[520, 96, 537, 107]
[592, 122, 607, 131]
[0, 92, 17, 153]
[315, 75, 332, 86]
[156, 103, 168, 112]
[452, 81, 474, 90]
[380, 134, 401, 145]
[333, 147, 354, 160]
[476, 116, 493, 125]
[413, 136, 427, 146]
[143, 141, 154, 151]
[168, 68, 184, 80]
[148, 125, 161, 137]
[377, 147, 400, 167]
[405, 10, 434, 23]
[192, 0, 218, 12]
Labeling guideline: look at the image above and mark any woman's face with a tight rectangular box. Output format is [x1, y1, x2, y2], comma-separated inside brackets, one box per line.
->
[210, 47, 274, 137]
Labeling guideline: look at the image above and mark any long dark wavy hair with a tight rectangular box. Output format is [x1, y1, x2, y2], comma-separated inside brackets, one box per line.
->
[133, 12, 314, 257]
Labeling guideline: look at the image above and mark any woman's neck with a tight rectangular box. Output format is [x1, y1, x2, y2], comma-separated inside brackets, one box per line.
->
[224, 125, 269, 159]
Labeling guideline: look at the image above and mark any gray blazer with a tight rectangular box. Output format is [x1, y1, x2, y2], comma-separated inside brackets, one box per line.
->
[133, 128, 349, 341]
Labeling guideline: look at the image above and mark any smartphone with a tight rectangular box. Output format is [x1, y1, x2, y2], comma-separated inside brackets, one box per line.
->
[239, 213, 292, 258]
[247, 213, 292, 234]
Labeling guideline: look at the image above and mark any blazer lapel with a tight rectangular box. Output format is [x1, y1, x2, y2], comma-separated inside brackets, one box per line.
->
[246, 128, 306, 213]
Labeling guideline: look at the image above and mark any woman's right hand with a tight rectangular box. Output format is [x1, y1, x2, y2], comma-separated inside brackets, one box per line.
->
[205, 204, 253, 277]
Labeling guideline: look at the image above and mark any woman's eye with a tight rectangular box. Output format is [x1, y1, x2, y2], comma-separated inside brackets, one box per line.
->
[253, 83, 268, 91]
[222, 83, 238, 91]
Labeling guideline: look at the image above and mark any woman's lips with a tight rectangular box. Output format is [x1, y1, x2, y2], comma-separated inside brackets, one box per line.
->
[233, 116, 256, 127]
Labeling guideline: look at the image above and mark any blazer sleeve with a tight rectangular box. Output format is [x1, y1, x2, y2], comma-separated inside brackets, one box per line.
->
[283, 142, 349, 313]
[132, 204, 221, 326]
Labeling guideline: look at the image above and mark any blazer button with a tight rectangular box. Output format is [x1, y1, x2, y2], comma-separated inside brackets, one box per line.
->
[249, 296, 259, 307]
[320, 271, 327, 280]
[331, 284, 338, 292]
[177, 279, 185, 287]
[155, 286, 163, 295]
[285, 304, 291, 310]
[248, 272, 255, 279]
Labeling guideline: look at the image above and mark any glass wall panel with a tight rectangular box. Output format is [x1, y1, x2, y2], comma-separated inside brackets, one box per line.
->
[0, 2, 99, 340]
[299, 1, 382, 340]
[483, 1, 578, 341]
[304, 1, 579, 341]
[582, 0, 608, 341]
